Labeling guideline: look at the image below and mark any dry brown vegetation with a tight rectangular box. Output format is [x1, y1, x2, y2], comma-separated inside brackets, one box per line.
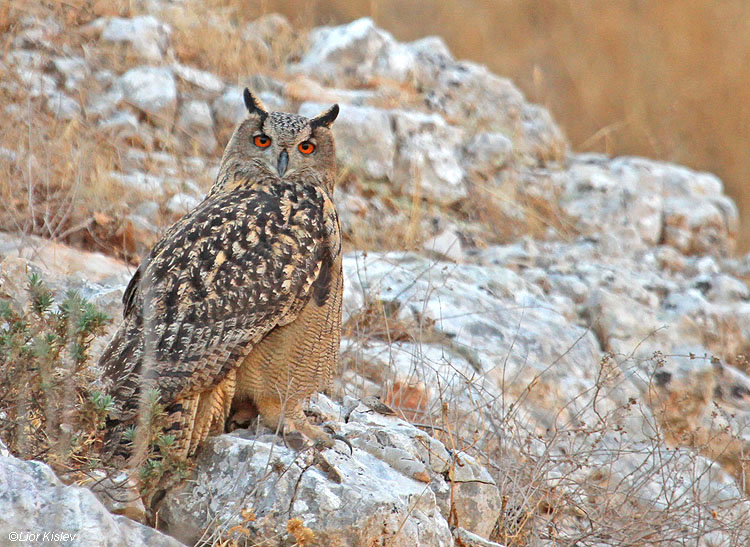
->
[3, 1, 747, 254]
[0, 106, 130, 257]
[340, 294, 750, 545]
[237, 0, 750, 251]
[3, 2, 750, 544]
[164, 2, 304, 83]
[0, 1, 218, 263]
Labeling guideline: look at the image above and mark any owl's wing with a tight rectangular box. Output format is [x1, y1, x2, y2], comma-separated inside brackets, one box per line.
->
[100, 179, 339, 420]
[121, 205, 205, 319]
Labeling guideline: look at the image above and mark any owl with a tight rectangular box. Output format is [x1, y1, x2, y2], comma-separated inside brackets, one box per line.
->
[99, 89, 343, 465]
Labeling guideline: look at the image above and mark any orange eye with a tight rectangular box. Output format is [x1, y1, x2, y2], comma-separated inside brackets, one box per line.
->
[298, 141, 315, 155]
[253, 134, 271, 148]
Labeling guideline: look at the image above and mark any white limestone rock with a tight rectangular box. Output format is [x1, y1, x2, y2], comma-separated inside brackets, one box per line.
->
[98, 111, 141, 140]
[87, 87, 125, 120]
[341, 250, 604, 432]
[424, 61, 566, 163]
[158, 396, 500, 546]
[299, 102, 395, 180]
[292, 18, 454, 88]
[108, 170, 167, 196]
[172, 63, 224, 96]
[292, 18, 394, 84]
[0, 236, 131, 288]
[212, 86, 248, 144]
[51, 56, 90, 91]
[463, 131, 514, 176]
[559, 155, 739, 257]
[392, 110, 466, 202]
[45, 91, 81, 120]
[12, 15, 61, 49]
[165, 192, 201, 216]
[118, 66, 177, 120]
[176, 100, 218, 153]
[0, 453, 183, 547]
[422, 225, 464, 262]
[99, 16, 171, 62]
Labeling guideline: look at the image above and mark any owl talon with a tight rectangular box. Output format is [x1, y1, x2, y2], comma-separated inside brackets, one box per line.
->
[332, 434, 353, 455]
[322, 424, 352, 455]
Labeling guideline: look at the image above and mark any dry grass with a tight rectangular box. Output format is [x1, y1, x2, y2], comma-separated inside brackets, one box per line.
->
[3, 2, 750, 544]
[1, 0, 131, 27]
[458, 171, 579, 245]
[229, 0, 750, 252]
[0, 0, 214, 263]
[336, 250, 750, 545]
[5, 1, 748, 257]
[0, 101, 126, 252]
[164, 1, 306, 83]
[356, 351, 750, 546]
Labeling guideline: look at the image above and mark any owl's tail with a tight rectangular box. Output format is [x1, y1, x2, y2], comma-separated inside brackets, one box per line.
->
[97, 320, 149, 467]
[100, 392, 206, 468]
[100, 418, 135, 465]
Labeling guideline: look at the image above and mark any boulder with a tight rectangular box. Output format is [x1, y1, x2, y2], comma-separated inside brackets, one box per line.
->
[0, 452, 183, 547]
[172, 63, 225, 97]
[299, 102, 395, 180]
[98, 111, 141, 141]
[422, 224, 464, 262]
[99, 16, 171, 62]
[87, 88, 125, 120]
[45, 90, 81, 120]
[118, 66, 177, 121]
[11, 14, 60, 49]
[158, 396, 501, 546]
[165, 192, 201, 216]
[341, 250, 604, 433]
[176, 100, 218, 153]
[391, 110, 466, 202]
[0, 234, 131, 287]
[462, 132, 514, 177]
[424, 61, 566, 163]
[292, 18, 395, 84]
[292, 17, 456, 89]
[213, 86, 248, 144]
[557, 155, 739, 257]
[51, 55, 89, 91]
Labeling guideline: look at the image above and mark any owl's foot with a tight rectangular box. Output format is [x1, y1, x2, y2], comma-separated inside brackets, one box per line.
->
[292, 413, 352, 455]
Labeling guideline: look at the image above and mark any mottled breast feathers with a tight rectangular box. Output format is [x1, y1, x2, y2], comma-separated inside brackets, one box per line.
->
[100, 170, 341, 419]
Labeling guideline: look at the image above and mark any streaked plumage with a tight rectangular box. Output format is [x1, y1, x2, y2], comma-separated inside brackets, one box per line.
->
[99, 89, 342, 463]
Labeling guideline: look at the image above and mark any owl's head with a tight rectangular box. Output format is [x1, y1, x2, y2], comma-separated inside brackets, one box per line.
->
[219, 88, 339, 189]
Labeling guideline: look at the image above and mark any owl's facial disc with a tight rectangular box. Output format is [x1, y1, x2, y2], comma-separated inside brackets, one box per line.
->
[277, 149, 289, 177]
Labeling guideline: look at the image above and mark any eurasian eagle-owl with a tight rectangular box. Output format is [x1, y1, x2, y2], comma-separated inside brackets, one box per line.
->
[99, 89, 343, 463]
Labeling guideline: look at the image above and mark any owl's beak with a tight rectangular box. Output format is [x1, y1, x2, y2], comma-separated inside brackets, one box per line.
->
[277, 150, 289, 177]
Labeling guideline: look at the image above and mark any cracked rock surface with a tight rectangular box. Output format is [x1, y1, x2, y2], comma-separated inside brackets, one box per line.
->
[158, 396, 500, 546]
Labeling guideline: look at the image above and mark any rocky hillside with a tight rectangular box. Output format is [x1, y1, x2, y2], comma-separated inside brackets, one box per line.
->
[1, 2, 750, 546]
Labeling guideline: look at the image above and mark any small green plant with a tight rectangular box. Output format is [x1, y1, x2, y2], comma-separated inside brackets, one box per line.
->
[0, 273, 110, 471]
[134, 387, 190, 495]
[1, 273, 188, 508]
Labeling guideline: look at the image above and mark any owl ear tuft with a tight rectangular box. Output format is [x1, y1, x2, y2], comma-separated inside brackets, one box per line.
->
[243, 88, 268, 120]
[310, 104, 339, 129]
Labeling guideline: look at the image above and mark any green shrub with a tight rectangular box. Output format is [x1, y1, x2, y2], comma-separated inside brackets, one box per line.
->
[0, 273, 110, 471]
